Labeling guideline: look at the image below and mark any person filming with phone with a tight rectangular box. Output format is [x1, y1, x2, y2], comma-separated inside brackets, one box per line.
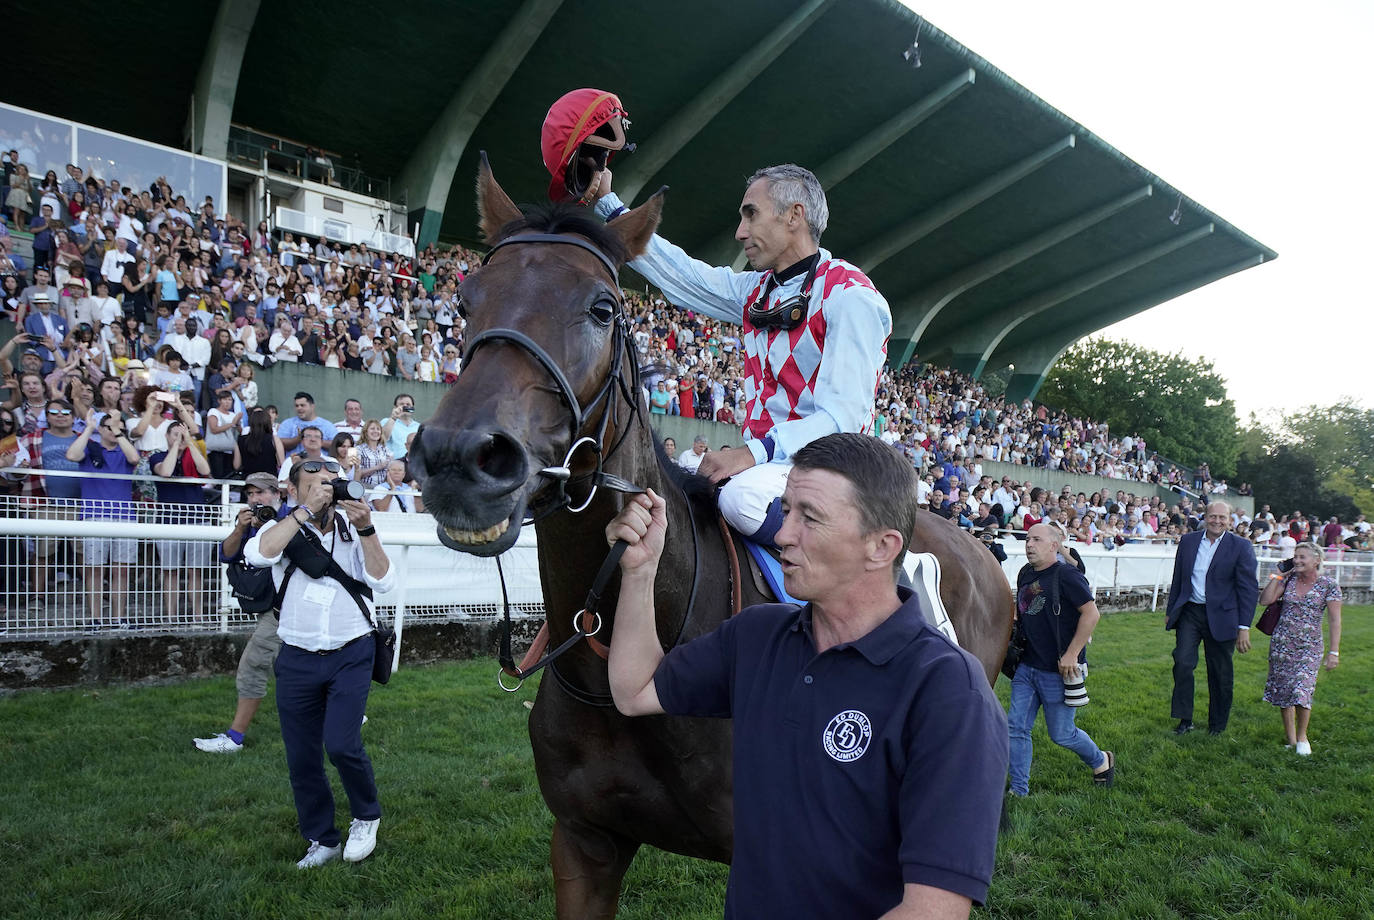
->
[381, 393, 418, 460]
[244, 454, 393, 868]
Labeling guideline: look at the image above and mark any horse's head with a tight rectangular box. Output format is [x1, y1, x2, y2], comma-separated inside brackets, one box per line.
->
[411, 156, 663, 556]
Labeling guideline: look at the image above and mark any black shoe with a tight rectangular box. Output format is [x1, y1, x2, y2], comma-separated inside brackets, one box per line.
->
[1173, 720, 1195, 735]
[1208, 727, 1225, 736]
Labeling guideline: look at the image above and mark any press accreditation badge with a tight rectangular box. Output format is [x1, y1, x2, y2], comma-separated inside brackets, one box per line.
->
[822, 709, 873, 763]
[302, 582, 337, 610]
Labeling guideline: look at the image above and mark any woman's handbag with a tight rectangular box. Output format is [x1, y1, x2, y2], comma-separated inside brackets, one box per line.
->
[1256, 573, 1291, 636]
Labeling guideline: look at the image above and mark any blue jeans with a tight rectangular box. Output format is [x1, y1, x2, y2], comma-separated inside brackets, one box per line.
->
[1008, 664, 1104, 796]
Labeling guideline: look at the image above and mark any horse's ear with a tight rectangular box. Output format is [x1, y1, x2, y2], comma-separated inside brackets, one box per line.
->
[476, 152, 521, 242]
[609, 186, 666, 262]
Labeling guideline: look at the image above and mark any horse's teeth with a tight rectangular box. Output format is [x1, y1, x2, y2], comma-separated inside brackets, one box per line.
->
[445, 518, 510, 544]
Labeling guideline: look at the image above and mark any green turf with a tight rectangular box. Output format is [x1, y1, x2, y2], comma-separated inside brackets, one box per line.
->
[1, 607, 1369, 919]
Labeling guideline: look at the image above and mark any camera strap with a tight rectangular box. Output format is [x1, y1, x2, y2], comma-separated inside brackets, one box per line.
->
[280, 518, 376, 626]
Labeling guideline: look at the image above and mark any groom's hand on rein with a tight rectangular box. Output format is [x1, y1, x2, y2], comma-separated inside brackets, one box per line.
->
[608, 490, 666, 576]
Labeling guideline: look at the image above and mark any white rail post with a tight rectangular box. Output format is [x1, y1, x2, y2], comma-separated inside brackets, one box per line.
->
[391, 544, 408, 674]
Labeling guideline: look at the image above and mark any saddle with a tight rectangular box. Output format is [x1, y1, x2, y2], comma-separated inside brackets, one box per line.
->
[741, 538, 961, 646]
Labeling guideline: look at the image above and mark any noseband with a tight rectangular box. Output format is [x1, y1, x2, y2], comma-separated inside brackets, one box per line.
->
[463, 232, 643, 522]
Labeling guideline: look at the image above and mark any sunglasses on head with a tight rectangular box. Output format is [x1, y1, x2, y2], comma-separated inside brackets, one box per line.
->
[299, 459, 341, 474]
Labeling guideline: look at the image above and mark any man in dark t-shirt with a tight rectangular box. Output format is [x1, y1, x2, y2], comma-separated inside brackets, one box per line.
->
[1007, 523, 1115, 797]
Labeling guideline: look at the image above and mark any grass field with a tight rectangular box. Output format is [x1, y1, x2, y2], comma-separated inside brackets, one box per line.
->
[2, 607, 1370, 920]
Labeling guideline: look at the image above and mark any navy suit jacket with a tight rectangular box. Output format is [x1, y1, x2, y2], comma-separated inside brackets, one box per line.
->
[1165, 530, 1259, 639]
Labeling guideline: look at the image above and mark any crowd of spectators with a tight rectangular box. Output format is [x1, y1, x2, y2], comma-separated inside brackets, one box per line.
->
[0, 158, 1366, 627]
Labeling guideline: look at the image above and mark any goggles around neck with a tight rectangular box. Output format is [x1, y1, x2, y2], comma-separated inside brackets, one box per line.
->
[747, 257, 820, 331]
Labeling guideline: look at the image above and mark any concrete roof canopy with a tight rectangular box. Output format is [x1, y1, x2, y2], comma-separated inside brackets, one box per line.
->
[3, 0, 1273, 400]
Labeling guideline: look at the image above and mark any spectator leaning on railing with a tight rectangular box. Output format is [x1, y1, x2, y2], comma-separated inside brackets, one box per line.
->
[65, 408, 139, 627]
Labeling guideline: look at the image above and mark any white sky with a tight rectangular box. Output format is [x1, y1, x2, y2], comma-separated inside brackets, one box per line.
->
[902, 1, 1373, 422]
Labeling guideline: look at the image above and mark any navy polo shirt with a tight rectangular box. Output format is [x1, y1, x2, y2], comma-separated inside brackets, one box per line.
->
[654, 587, 1008, 918]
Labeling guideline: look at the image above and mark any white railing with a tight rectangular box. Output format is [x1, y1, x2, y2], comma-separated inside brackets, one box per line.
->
[0, 491, 543, 673]
[275, 207, 416, 258]
[992, 538, 1374, 609]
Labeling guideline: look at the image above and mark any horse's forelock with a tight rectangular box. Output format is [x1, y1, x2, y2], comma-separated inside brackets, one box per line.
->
[492, 203, 629, 266]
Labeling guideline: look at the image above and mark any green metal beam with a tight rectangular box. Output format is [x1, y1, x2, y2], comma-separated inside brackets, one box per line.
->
[993, 254, 1266, 401]
[854, 134, 1076, 272]
[887, 183, 1153, 368]
[188, 0, 261, 160]
[707, 67, 978, 270]
[940, 222, 1216, 377]
[398, 0, 565, 247]
[614, 0, 837, 205]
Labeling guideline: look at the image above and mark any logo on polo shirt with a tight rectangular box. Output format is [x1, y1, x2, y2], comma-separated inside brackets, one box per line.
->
[822, 709, 872, 763]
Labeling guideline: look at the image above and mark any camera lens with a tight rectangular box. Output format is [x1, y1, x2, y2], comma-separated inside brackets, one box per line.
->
[330, 478, 365, 502]
[251, 505, 276, 524]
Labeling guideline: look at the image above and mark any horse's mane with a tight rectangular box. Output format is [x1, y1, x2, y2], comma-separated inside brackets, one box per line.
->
[493, 203, 628, 265]
[652, 435, 717, 512]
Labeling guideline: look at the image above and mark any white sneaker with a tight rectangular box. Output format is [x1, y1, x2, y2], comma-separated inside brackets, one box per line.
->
[1295, 741, 1312, 756]
[194, 733, 243, 753]
[343, 817, 380, 863]
[296, 840, 341, 869]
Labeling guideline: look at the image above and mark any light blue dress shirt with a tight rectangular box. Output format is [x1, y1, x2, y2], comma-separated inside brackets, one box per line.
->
[1189, 533, 1224, 604]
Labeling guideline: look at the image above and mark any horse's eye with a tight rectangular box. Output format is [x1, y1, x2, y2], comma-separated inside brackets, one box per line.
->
[587, 298, 616, 326]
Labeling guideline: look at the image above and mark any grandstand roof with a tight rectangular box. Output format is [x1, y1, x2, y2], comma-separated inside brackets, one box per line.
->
[5, 0, 1275, 397]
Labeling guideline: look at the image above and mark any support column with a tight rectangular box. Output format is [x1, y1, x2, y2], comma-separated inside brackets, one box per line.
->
[397, 0, 565, 247]
[886, 184, 1153, 368]
[614, 0, 837, 204]
[993, 254, 1266, 401]
[188, 0, 261, 160]
[940, 223, 1215, 377]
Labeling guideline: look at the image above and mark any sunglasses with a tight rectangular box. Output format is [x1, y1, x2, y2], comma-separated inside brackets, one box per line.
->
[299, 459, 341, 474]
[49, 408, 73, 416]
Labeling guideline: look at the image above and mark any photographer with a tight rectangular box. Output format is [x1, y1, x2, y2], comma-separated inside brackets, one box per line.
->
[194, 472, 286, 754]
[245, 457, 392, 868]
[381, 393, 418, 460]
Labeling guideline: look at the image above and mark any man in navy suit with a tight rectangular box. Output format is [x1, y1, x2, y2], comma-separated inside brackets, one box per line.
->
[1165, 501, 1259, 735]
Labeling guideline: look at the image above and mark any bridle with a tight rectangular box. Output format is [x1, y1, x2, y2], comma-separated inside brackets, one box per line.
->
[463, 232, 644, 523]
[459, 231, 666, 693]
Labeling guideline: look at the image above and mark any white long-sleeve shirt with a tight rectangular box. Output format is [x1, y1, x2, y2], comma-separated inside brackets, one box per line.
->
[245, 517, 396, 652]
[596, 192, 891, 463]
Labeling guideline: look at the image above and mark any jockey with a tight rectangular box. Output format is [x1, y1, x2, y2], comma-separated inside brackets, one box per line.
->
[541, 91, 892, 545]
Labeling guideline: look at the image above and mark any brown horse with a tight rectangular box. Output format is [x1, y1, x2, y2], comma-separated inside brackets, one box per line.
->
[410, 160, 1012, 919]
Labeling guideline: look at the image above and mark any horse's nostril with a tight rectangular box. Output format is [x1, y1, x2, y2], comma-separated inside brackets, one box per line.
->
[475, 432, 524, 482]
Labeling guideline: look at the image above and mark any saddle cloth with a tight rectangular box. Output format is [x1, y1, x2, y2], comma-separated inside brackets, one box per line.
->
[741, 540, 960, 647]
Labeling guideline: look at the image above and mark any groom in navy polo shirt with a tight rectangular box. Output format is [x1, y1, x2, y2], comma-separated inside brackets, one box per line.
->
[607, 433, 1007, 919]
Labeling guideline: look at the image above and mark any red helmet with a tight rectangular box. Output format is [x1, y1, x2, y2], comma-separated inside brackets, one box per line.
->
[541, 89, 634, 204]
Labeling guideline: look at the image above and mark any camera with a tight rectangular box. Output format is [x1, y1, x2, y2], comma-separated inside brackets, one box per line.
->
[250, 504, 277, 525]
[401, 405, 413, 413]
[330, 478, 365, 503]
[1063, 664, 1089, 708]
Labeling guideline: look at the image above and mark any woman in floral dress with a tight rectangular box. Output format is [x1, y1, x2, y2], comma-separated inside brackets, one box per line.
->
[1258, 542, 1342, 756]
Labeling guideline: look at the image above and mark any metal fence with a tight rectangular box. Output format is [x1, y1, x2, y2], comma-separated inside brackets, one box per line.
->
[0, 472, 544, 651]
[3, 467, 1368, 646]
